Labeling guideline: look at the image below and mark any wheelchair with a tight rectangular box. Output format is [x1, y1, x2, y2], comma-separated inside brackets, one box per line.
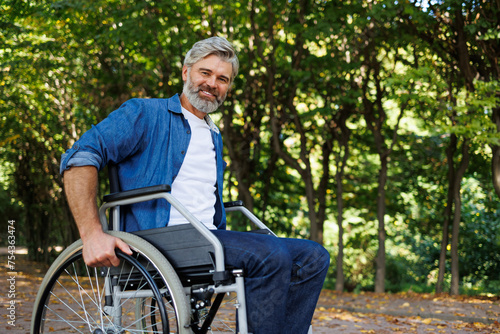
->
[30, 174, 278, 334]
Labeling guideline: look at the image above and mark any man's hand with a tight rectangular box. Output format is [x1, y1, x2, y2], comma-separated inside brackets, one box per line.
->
[81, 229, 133, 267]
[63, 166, 132, 267]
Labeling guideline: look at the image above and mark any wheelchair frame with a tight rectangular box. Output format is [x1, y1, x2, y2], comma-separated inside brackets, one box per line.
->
[31, 183, 275, 334]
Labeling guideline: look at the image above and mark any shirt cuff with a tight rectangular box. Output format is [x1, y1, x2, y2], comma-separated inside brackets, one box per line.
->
[60, 151, 102, 175]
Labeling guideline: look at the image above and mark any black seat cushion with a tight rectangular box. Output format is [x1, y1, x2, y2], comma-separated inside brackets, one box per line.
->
[132, 224, 217, 284]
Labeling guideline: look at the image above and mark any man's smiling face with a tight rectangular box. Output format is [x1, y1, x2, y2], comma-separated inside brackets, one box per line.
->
[180, 54, 233, 118]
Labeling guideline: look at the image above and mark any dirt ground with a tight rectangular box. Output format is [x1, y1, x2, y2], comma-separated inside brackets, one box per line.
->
[1, 251, 500, 333]
[312, 290, 500, 333]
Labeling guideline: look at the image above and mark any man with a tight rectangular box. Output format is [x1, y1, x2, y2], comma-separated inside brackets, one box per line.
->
[61, 36, 330, 334]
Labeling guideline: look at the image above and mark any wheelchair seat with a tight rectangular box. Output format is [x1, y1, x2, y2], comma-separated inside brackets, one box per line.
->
[132, 224, 226, 285]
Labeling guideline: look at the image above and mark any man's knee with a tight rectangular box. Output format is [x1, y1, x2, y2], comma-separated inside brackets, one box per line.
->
[293, 240, 330, 282]
[311, 242, 331, 275]
[317, 243, 331, 267]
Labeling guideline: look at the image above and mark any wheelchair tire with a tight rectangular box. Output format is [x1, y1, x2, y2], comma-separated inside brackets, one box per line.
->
[31, 231, 192, 334]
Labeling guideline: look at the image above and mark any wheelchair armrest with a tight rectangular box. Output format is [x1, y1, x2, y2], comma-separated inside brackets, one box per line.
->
[224, 200, 277, 237]
[223, 200, 244, 208]
[103, 184, 171, 203]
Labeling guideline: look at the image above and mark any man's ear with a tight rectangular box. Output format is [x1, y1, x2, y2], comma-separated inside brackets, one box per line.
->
[182, 65, 188, 82]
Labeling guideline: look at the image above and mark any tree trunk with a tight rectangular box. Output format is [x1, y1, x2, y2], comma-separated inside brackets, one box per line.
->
[436, 134, 456, 293]
[375, 156, 388, 293]
[450, 139, 470, 295]
[491, 108, 500, 199]
[450, 184, 461, 295]
[304, 173, 322, 244]
[335, 172, 345, 292]
[436, 214, 450, 294]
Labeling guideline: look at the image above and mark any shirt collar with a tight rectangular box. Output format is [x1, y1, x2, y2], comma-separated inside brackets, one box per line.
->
[204, 115, 220, 134]
[168, 93, 183, 114]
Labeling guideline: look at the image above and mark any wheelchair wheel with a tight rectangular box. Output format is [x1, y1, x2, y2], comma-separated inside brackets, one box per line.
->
[31, 231, 191, 334]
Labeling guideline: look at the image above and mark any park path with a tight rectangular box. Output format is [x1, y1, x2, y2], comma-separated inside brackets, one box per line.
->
[1, 250, 500, 333]
[312, 290, 500, 333]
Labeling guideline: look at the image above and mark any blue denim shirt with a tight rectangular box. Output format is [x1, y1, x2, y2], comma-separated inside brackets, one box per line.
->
[60, 94, 227, 232]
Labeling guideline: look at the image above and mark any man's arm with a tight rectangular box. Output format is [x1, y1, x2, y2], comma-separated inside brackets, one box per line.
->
[64, 166, 132, 267]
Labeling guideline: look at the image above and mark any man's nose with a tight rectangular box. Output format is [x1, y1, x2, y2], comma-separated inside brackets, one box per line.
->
[206, 75, 216, 87]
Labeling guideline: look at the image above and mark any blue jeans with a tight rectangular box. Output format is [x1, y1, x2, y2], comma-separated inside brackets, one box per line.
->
[212, 230, 330, 334]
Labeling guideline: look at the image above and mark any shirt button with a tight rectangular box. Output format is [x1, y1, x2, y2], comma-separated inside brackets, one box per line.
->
[181, 151, 185, 155]
[187, 130, 191, 134]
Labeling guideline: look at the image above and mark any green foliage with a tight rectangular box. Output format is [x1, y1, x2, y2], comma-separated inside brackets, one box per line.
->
[1, 0, 500, 295]
[459, 178, 500, 281]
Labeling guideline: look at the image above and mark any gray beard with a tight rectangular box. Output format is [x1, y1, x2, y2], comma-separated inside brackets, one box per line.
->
[182, 75, 226, 114]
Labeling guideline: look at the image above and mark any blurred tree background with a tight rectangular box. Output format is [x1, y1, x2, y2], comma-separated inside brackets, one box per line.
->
[1, 0, 499, 295]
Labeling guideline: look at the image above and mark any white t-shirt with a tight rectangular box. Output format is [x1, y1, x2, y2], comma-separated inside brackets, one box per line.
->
[168, 108, 217, 229]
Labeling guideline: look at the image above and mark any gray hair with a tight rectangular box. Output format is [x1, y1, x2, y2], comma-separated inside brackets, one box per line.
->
[183, 37, 239, 84]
